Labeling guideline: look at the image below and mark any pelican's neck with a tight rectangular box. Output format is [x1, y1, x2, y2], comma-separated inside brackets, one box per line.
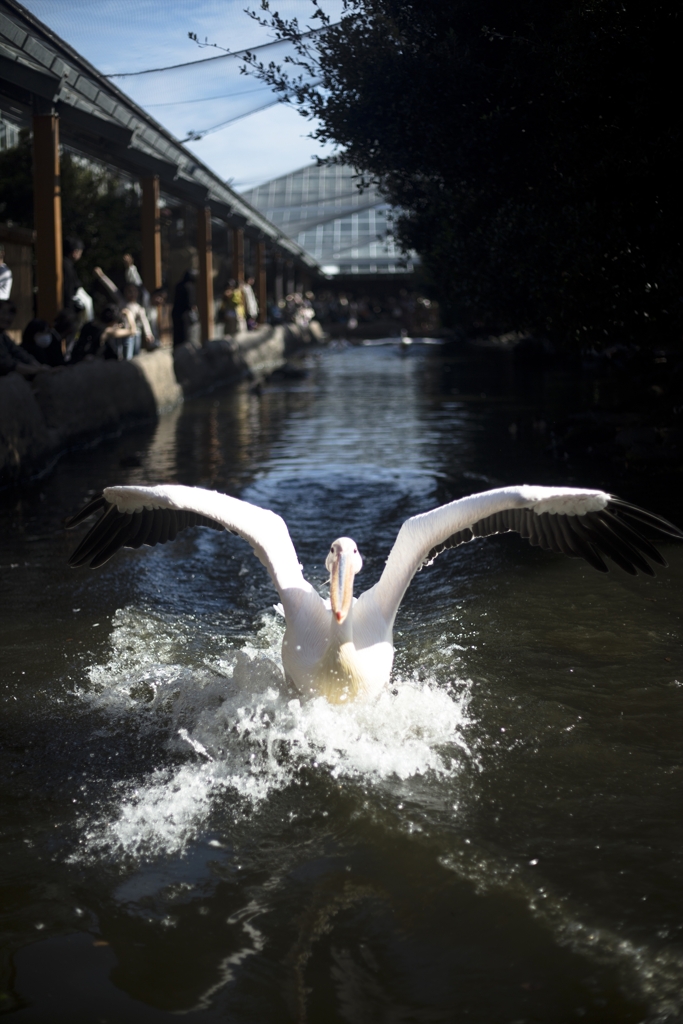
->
[330, 602, 354, 643]
[314, 602, 363, 703]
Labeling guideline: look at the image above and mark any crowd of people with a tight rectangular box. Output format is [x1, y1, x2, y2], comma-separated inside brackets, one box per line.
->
[0, 235, 272, 379]
[265, 288, 434, 336]
[0, 235, 435, 380]
[215, 276, 260, 337]
[269, 290, 316, 329]
[0, 238, 178, 378]
[310, 289, 435, 334]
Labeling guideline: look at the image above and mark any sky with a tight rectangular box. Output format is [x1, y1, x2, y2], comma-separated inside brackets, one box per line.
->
[21, 0, 342, 190]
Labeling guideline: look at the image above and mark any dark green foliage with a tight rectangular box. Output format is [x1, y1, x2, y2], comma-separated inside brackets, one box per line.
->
[60, 151, 141, 284]
[245, 1, 683, 349]
[0, 131, 140, 285]
[0, 129, 33, 226]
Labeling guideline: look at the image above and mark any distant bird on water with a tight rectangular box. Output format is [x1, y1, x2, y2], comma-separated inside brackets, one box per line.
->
[67, 484, 682, 703]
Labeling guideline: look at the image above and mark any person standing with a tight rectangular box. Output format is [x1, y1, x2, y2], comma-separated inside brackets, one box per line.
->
[148, 287, 168, 346]
[218, 279, 246, 335]
[241, 276, 259, 330]
[172, 269, 199, 348]
[217, 283, 237, 337]
[0, 245, 12, 301]
[62, 237, 84, 312]
[123, 253, 150, 310]
[70, 304, 134, 362]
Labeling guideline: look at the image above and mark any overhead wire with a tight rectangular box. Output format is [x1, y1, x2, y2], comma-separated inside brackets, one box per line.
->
[102, 23, 335, 141]
[106, 23, 336, 77]
[24, 0, 337, 148]
[179, 97, 284, 142]
[146, 85, 268, 108]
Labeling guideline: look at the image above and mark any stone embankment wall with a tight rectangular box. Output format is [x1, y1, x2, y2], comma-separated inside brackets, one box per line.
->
[0, 322, 323, 487]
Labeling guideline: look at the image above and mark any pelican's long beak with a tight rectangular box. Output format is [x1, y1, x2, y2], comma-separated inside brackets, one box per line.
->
[330, 550, 354, 624]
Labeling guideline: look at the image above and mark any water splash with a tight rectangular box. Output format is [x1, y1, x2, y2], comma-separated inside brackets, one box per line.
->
[71, 607, 472, 863]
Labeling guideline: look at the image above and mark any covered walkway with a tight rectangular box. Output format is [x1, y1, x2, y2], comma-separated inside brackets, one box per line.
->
[0, 0, 319, 339]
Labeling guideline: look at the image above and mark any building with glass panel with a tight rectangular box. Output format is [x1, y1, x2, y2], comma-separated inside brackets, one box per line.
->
[241, 163, 416, 277]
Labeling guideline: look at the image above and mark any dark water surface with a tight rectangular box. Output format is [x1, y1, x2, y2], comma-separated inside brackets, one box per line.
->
[1, 344, 682, 1023]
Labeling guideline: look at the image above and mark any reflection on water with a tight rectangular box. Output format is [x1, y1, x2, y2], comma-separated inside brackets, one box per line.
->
[0, 344, 682, 1022]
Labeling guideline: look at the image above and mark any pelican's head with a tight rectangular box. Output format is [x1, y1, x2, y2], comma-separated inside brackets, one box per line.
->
[326, 537, 363, 624]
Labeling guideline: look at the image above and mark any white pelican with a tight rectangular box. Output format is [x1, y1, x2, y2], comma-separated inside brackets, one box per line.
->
[67, 484, 682, 702]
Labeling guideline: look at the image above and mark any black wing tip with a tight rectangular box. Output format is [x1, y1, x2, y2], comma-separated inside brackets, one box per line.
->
[586, 545, 610, 573]
[67, 501, 225, 571]
[65, 494, 107, 529]
[68, 542, 106, 569]
[608, 497, 683, 540]
[88, 549, 119, 569]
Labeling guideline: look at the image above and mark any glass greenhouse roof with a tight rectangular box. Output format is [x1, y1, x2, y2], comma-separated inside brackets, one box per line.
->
[241, 163, 416, 275]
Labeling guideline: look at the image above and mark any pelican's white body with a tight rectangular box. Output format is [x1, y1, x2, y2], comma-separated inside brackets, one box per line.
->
[280, 591, 394, 703]
[103, 483, 610, 703]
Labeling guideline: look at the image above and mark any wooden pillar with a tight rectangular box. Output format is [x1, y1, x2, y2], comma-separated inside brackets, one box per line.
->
[32, 113, 62, 324]
[231, 226, 244, 284]
[197, 206, 214, 344]
[286, 260, 295, 296]
[257, 241, 267, 324]
[275, 254, 284, 305]
[141, 175, 162, 293]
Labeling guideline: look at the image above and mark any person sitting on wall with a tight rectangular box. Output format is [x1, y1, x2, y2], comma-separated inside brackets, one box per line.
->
[54, 309, 80, 362]
[21, 318, 64, 367]
[97, 252, 153, 337]
[122, 283, 155, 356]
[0, 244, 12, 301]
[70, 304, 134, 362]
[0, 300, 50, 377]
[92, 267, 153, 358]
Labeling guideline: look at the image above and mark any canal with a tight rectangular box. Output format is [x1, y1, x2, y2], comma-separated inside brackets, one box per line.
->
[1, 343, 682, 1022]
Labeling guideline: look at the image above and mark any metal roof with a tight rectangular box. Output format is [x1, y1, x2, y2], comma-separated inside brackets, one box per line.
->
[0, 0, 319, 268]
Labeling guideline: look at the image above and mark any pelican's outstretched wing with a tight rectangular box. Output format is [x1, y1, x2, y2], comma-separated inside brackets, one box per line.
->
[368, 485, 683, 624]
[66, 484, 310, 600]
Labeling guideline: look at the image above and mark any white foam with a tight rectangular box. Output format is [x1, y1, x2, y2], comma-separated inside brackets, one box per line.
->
[71, 607, 472, 863]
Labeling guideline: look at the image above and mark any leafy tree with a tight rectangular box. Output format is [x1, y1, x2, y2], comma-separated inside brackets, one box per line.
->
[0, 129, 33, 226]
[244, 0, 683, 350]
[0, 131, 141, 287]
[60, 152, 141, 285]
